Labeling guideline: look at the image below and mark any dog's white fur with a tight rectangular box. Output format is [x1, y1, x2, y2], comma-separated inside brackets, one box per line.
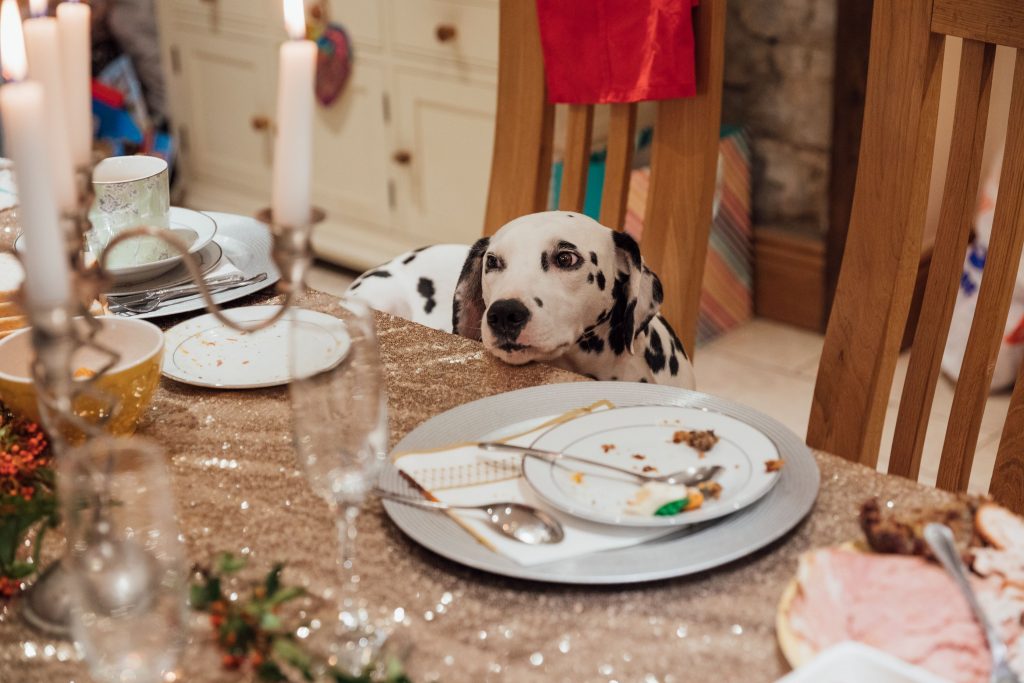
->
[347, 211, 696, 388]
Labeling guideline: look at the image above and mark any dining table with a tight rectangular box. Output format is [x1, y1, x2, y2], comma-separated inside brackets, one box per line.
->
[0, 288, 961, 683]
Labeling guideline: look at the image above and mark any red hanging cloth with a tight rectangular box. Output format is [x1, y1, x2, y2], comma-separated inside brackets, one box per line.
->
[535, 0, 699, 104]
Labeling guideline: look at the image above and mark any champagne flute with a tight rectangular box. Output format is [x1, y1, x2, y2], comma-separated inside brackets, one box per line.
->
[289, 297, 389, 670]
[61, 436, 187, 683]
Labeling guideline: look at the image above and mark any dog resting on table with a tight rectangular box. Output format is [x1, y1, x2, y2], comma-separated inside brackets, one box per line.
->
[346, 211, 696, 388]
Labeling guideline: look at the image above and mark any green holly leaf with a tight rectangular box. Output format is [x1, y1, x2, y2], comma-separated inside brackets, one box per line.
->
[273, 637, 313, 679]
[257, 660, 288, 682]
[215, 552, 247, 574]
[654, 498, 689, 516]
[260, 611, 283, 631]
[265, 563, 284, 596]
[5, 561, 37, 579]
[266, 585, 304, 608]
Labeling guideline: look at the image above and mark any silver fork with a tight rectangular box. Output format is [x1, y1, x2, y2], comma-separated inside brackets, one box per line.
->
[109, 272, 268, 315]
[478, 442, 724, 486]
[925, 523, 1021, 683]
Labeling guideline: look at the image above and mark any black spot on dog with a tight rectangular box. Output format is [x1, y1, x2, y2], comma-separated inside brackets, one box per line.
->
[585, 373, 599, 380]
[596, 271, 606, 291]
[587, 273, 595, 284]
[590, 251, 598, 265]
[612, 230, 642, 269]
[534, 297, 543, 308]
[540, 252, 549, 272]
[401, 252, 418, 265]
[596, 308, 611, 324]
[577, 330, 604, 354]
[608, 272, 637, 355]
[669, 354, 680, 376]
[349, 281, 362, 291]
[652, 273, 664, 304]
[568, 214, 576, 218]
[645, 329, 666, 373]
[639, 378, 649, 383]
[663, 320, 690, 360]
[417, 277, 437, 314]
[364, 270, 392, 279]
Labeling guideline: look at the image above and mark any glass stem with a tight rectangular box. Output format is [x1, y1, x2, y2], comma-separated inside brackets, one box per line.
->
[333, 503, 360, 611]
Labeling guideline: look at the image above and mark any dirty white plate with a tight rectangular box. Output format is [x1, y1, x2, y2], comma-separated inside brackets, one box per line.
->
[523, 405, 783, 527]
[161, 305, 350, 389]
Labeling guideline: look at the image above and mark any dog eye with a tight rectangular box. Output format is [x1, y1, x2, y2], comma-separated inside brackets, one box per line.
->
[485, 253, 501, 271]
[555, 251, 581, 269]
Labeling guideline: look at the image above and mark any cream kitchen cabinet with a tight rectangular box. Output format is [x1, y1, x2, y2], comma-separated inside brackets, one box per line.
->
[157, 0, 499, 271]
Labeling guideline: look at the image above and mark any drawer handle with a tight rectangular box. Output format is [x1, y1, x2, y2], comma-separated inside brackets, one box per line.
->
[392, 150, 412, 165]
[251, 115, 272, 132]
[435, 24, 457, 43]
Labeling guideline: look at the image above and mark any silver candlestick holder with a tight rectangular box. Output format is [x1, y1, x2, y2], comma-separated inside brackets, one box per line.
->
[18, 157, 326, 636]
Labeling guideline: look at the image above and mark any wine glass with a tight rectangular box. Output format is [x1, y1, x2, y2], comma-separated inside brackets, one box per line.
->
[289, 297, 389, 670]
[61, 436, 188, 683]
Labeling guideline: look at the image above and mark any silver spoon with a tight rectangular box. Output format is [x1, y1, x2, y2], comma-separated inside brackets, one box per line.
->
[479, 442, 724, 487]
[375, 489, 565, 544]
[924, 523, 1020, 683]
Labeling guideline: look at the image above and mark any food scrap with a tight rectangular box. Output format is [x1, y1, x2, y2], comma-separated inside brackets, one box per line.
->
[72, 367, 97, 380]
[642, 465, 658, 473]
[672, 429, 719, 453]
[571, 471, 585, 485]
[632, 453, 646, 460]
[764, 459, 785, 473]
[627, 482, 706, 516]
[697, 480, 723, 500]
[601, 444, 616, 453]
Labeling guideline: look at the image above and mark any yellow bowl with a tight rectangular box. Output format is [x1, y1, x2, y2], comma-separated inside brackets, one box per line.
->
[0, 317, 164, 438]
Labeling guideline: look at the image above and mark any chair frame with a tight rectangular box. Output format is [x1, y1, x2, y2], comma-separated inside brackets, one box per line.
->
[808, 0, 1024, 510]
[483, 0, 726, 355]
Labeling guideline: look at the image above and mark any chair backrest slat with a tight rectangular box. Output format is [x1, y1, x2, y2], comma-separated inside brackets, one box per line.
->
[599, 103, 638, 230]
[558, 104, 595, 211]
[936, 49, 1024, 492]
[483, 0, 554, 235]
[991, 371, 1024, 507]
[808, 0, 946, 466]
[889, 40, 996, 480]
[484, 0, 725, 351]
[640, 0, 727, 354]
[932, 0, 1024, 50]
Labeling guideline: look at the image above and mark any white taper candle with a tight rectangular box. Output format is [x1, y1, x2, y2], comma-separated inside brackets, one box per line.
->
[56, 0, 92, 167]
[0, 0, 70, 308]
[271, 0, 316, 228]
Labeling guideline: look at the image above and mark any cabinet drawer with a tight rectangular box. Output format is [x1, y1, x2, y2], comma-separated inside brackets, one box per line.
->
[321, 0, 383, 48]
[390, 0, 498, 67]
[167, 0, 272, 34]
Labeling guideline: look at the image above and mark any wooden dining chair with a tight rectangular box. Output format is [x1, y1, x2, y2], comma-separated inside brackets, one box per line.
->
[807, 0, 1024, 511]
[482, 0, 726, 356]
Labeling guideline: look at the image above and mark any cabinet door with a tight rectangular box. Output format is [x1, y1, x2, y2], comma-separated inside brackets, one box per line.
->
[172, 32, 275, 195]
[312, 59, 392, 229]
[167, 0, 272, 34]
[322, 0, 384, 48]
[391, 68, 496, 245]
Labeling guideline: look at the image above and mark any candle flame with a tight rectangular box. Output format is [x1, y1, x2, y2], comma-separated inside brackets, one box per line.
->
[0, 0, 27, 82]
[283, 0, 305, 40]
[29, 0, 46, 18]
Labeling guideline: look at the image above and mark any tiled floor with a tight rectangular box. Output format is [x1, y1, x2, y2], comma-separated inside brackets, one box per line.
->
[310, 263, 1011, 494]
[696, 319, 1012, 494]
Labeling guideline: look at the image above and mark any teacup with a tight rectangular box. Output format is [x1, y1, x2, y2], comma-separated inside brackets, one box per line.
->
[89, 156, 172, 268]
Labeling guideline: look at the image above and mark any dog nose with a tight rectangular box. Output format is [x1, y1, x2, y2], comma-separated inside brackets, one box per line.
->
[487, 299, 531, 339]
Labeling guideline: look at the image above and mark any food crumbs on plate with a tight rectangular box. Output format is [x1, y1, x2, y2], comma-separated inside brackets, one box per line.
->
[601, 444, 616, 453]
[765, 459, 785, 473]
[642, 465, 658, 473]
[73, 367, 97, 380]
[673, 429, 720, 452]
[216, 360, 224, 367]
[201, 340, 217, 347]
[632, 453, 646, 460]
[242, 360, 250, 365]
[571, 472, 585, 484]
[684, 490, 705, 511]
[698, 481, 723, 500]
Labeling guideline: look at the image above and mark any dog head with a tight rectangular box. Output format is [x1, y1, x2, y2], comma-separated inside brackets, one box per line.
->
[452, 211, 664, 365]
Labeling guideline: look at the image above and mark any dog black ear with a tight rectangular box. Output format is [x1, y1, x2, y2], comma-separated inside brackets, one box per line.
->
[609, 231, 663, 355]
[452, 237, 489, 339]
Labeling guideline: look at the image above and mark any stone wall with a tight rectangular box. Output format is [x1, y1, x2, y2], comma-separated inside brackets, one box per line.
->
[722, 0, 837, 237]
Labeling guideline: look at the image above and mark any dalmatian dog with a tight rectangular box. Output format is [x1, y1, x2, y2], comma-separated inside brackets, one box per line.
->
[346, 211, 696, 388]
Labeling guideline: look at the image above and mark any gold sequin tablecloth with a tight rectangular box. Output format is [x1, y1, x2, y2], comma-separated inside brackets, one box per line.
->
[0, 291, 959, 683]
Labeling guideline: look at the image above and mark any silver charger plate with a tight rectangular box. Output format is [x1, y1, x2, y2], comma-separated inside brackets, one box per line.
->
[380, 381, 820, 585]
[127, 211, 279, 320]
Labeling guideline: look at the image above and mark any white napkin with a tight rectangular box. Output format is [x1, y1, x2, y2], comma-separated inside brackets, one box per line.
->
[392, 402, 678, 566]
